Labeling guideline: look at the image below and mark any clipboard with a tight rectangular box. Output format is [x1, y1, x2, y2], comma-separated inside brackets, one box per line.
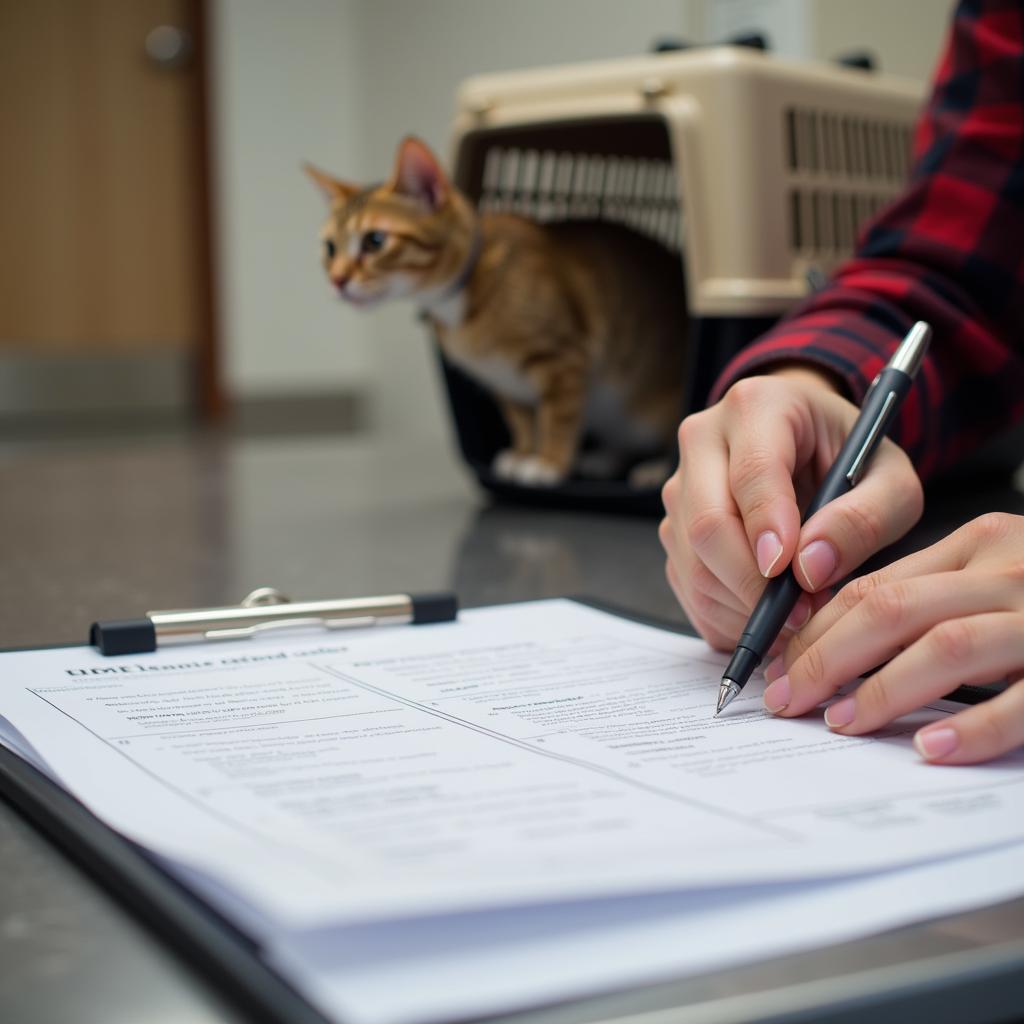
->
[0, 740, 330, 1024]
[0, 594, 1000, 1024]
[0, 586, 460, 1023]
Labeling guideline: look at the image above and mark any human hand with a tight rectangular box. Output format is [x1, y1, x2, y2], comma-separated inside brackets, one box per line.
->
[659, 369, 924, 651]
[764, 513, 1024, 764]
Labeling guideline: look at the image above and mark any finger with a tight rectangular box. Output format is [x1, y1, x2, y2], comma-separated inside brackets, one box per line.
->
[791, 527, 976, 654]
[914, 676, 1024, 765]
[661, 516, 809, 642]
[685, 554, 751, 618]
[822, 612, 1024, 738]
[665, 558, 744, 651]
[794, 439, 923, 592]
[760, 590, 833, 682]
[663, 552, 685, 608]
[659, 515, 744, 611]
[720, 381, 808, 578]
[660, 513, 721, 592]
[776, 571, 1018, 717]
[671, 565, 806, 656]
[670, 415, 766, 611]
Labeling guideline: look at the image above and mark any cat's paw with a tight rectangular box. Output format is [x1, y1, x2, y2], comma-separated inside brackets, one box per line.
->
[492, 449, 523, 480]
[492, 451, 566, 487]
[515, 456, 565, 487]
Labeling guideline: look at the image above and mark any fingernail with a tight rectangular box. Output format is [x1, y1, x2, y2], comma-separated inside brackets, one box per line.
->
[756, 531, 784, 577]
[914, 726, 959, 761]
[763, 655, 785, 683]
[785, 596, 811, 631]
[763, 673, 790, 713]
[824, 695, 856, 728]
[798, 539, 837, 591]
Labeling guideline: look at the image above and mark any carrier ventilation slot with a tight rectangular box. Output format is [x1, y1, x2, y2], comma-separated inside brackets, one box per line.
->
[477, 147, 683, 252]
[784, 106, 913, 183]
[789, 188, 893, 255]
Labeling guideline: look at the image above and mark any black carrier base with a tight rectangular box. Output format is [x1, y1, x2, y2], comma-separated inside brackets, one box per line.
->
[436, 315, 778, 516]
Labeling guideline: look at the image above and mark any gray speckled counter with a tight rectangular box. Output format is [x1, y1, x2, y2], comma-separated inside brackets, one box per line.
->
[1, 434, 1022, 1023]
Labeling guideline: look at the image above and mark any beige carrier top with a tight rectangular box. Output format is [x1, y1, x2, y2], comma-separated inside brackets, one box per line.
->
[450, 47, 925, 317]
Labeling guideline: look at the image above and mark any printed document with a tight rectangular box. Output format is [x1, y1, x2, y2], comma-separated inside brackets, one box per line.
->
[1, 599, 1022, 929]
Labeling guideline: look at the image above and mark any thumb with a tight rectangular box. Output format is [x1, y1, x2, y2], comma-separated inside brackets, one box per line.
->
[795, 440, 924, 592]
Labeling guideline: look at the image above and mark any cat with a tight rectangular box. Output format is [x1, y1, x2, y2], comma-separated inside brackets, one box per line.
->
[305, 137, 688, 487]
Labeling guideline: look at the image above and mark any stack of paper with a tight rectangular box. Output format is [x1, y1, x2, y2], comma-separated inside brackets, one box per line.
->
[1, 600, 1022, 1024]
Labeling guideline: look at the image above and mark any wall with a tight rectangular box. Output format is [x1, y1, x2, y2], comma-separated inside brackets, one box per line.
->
[705, 0, 953, 79]
[208, 0, 372, 400]
[809, 0, 953, 81]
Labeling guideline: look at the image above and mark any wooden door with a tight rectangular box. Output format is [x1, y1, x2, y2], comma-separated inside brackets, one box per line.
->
[0, 0, 219, 419]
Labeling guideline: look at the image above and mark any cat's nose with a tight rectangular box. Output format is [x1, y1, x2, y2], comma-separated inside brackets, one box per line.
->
[330, 273, 350, 291]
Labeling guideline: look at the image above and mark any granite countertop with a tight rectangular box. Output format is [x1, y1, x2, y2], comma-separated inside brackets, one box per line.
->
[1, 432, 1022, 1024]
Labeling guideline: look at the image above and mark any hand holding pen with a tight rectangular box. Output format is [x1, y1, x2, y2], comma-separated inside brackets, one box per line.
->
[715, 323, 931, 712]
[659, 322, 931, 698]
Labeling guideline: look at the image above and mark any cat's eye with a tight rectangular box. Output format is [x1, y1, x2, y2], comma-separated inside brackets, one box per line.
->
[324, 239, 336, 259]
[360, 230, 387, 255]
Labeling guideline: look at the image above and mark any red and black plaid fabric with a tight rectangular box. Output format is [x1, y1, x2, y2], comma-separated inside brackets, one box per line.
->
[710, 0, 1024, 481]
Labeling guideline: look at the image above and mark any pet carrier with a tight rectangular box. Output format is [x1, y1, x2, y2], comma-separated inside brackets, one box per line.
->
[439, 46, 925, 512]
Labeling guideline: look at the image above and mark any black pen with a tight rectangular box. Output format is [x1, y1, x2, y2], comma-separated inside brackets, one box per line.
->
[715, 321, 932, 716]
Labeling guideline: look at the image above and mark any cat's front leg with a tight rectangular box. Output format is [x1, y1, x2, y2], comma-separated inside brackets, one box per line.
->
[492, 400, 536, 480]
[514, 362, 586, 486]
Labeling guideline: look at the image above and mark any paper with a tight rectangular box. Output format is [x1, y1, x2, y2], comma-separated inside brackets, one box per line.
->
[2, 597, 1023, 1024]
[269, 840, 1024, 1024]
[1, 599, 1023, 928]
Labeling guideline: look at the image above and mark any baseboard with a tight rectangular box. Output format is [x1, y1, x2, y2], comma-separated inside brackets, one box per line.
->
[0, 352, 190, 415]
[0, 351, 369, 443]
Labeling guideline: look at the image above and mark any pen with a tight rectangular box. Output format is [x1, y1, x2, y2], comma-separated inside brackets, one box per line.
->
[715, 321, 932, 716]
[90, 587, 458, 656]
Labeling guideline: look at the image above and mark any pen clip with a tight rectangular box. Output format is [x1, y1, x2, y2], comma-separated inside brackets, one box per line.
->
[845, 390, 897, 486]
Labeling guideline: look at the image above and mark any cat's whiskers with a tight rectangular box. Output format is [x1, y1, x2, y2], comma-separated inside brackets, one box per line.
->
[344, 271, 419, 307]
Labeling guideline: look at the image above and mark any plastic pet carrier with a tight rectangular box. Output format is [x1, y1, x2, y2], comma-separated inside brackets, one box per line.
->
[439, 46, 924, 513]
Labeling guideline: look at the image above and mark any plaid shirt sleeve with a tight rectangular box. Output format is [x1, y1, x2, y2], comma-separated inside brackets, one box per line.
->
[709, 0, 1024, 481]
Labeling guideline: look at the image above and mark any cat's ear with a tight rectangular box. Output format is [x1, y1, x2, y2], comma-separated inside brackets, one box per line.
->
[388, 137, 450, 209]
[303, 163, 359, 205]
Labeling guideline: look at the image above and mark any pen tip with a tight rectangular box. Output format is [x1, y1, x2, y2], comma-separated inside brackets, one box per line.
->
[716, 679, 740, 717]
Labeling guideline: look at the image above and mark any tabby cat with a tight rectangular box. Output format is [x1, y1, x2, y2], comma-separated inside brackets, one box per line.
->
[305, 137, 688, 486]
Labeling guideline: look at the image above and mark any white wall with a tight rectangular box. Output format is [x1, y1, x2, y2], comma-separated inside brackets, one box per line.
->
[209, 0, 372, 399]
[210, 0, 953, 441]
[705, 0, 953, 79]
[810, 0, 953, 82]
